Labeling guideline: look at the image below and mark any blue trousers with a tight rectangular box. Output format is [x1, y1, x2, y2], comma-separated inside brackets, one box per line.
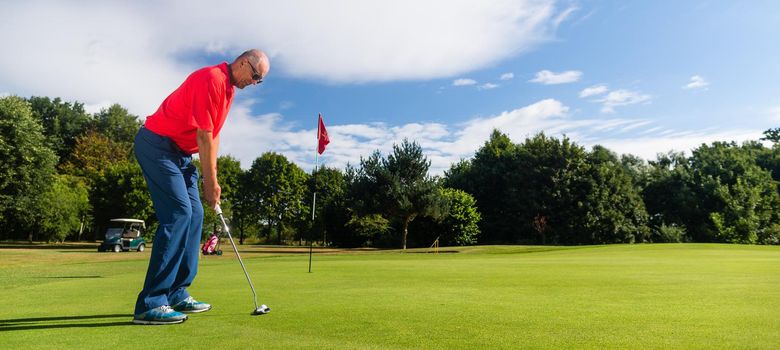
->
[133, 127, 204, 315]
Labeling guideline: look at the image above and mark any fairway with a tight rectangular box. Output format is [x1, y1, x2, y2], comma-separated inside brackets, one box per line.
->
[1, 244, 778, 349]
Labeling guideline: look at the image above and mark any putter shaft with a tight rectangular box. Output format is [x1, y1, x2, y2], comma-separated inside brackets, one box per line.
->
[217, 209, 260, 311]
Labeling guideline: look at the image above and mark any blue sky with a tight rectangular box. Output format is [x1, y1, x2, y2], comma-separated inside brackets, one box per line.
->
[1, 1, 778, 174]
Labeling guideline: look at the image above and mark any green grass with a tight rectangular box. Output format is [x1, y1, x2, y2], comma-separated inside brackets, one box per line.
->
[1, 244, 778, 349]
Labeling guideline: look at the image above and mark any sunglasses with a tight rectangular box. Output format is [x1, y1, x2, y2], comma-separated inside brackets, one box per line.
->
[247, 61, 263, 83]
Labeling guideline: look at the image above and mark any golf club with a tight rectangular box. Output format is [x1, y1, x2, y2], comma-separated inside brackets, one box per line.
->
[215, 204, 270, 316]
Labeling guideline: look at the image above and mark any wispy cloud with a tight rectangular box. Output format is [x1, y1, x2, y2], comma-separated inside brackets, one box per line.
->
[478, 83, 499, 90]
[683, 75, 709, 90]
[553, 6, 578, 28]
[529, 70, 582, 85]
[453, 78, 477, 86]
[500, 72, 514, 80]
[0, 1, 567, 114]
[279, 101, 295, 110]
[579, 84, 608, 98]
[596, 89, 651, 113]
[220, 99, 760, 175]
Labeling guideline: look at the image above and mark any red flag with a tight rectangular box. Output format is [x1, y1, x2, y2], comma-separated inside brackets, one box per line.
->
[317, 114, 330, 154]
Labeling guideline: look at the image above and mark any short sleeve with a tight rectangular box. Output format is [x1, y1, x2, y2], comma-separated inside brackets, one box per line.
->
[190, 73, 223, 132]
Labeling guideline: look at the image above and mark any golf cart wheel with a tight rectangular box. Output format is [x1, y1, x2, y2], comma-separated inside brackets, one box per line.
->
[216, 250, 223, 256]
[113, 245, 122, 253]
[137, 244, 145, 252]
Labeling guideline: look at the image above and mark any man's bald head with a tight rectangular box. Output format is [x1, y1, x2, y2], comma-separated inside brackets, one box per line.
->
[229, 49, 270, 89]
[236, 49, 269, 72]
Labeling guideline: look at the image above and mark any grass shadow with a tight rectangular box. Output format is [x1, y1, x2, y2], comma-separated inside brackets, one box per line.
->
[0, 314, 133, 331]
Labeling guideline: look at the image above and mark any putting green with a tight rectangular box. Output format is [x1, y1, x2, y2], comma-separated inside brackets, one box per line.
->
[1, 244, 778, 349]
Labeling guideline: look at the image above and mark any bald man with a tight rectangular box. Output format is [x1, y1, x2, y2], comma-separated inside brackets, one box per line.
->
[132, 49, 270, 325]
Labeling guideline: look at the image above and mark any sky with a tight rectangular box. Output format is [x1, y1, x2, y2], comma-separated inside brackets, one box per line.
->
[1, 1, 779, 175]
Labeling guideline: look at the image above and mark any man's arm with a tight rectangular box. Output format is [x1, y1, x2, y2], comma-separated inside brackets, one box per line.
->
[197, 129, 221, 209]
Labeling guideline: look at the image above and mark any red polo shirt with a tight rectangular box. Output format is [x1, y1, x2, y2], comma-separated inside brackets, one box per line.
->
[144, 62, 234, 154]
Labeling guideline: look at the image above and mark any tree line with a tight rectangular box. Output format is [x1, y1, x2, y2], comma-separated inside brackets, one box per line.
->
[2, 95, 779, 247]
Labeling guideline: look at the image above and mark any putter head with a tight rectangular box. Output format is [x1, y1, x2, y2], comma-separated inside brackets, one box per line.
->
[251, 304, 271, 315]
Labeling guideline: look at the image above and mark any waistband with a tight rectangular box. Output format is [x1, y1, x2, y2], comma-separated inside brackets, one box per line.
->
[136, 126, 191, 157]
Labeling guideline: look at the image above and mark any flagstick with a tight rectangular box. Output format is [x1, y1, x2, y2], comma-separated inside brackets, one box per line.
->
[309, 115, 321, 273]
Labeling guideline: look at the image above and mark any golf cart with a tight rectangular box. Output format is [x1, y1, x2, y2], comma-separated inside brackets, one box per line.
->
[98, 219, 146, 252]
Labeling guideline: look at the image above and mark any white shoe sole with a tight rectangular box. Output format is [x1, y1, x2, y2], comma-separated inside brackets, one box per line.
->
[132, 317, 187, 325]
[178, 305, 212, 313]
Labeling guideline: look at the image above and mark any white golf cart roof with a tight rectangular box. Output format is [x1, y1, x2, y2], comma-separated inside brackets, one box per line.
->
[110, 218, 146, 228]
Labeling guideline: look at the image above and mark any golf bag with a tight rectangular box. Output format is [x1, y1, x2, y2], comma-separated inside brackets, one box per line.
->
[201, 233, 222, 255]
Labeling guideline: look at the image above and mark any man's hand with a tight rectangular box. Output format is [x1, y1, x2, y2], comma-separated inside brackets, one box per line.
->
[197, 129, 221, 210]
[203, 178, 221, 210]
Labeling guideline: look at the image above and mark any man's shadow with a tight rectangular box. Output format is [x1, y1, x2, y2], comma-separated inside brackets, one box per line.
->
[0, 314, 133, 331]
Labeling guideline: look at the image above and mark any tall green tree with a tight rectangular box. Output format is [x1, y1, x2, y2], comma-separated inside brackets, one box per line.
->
[244, 152, 309, 244]
[60, 129, 131, 184]
[38, 175, 91, 242]
[446, 132, 649, 245]
[354, 140, 444, 249]
[417, 188, 481, 246]
[444, 130, 518, 243]
[90, 161, 154, 240]
[582, 145, 649, 243]
[27, 96, 91, 166]
[687, 142, 780, 243]
[642, 151, 698, 241]
[305, 166, 346, 245]
[90, 104, 141, 145]
[0, 96, 58, 241]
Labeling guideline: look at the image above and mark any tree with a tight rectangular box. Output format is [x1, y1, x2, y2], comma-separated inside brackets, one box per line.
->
[305, 167, 346, 245]
[27, 96, 92, 166]
[90, 161, 154, 239]
[642, 151, 697, 241]
[435, 188, 481, 246]
[445, 131, 650, 245]
[760, 128, 780, 144]
[581, 145, 649, 243]
[233, 170, 256, 245]
[38, 175, 90, 242]
[644, 143, 780, 244]
[244, 152, 309, 244]
[444, 130, 518, 243]
[353, 139, 444, 249]
[60, 129, 131, 184]
[90, 104, 141, 145]
[0, 96, 58, 241]
[687, 142, 780, 243]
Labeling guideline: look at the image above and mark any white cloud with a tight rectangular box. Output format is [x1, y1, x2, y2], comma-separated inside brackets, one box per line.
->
[596, 89, 651, 113]
[579, 84, 608, 98]
[83, 100, 113, 115]
[0, 92, 9, 98]
[478, 83, 499, 90]
[529, 70, 582, 85]
[500, 72, 514, 80]
[683, 75, 709, 90]
[452, 78, 477, 87]
[218, 99, 765, 176]
[279, 101, 295, 110]
[596, 130, 762, 161]
[0, 1, 568, 115]
[553, 6, 578, 28]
